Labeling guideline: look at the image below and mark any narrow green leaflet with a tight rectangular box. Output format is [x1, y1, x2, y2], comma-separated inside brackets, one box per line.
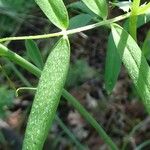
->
[34, 0, 69, 29]
[69, 14, 93, 29]
[111, 24, 150, 113]
[138, 2, 150, 15]
[110, 1, 132, 12]
[104, 33, 122, 93]
[137, 13, 150, 27]
[25, 39, 44, 70]
[105, 12, 150, 94]
[67, 1, 96, 17]
[23, 37, 70, 150]
[81, 0, 108, 19]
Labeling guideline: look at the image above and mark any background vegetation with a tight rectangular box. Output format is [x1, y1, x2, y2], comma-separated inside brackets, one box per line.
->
[0, 0, 150, 149]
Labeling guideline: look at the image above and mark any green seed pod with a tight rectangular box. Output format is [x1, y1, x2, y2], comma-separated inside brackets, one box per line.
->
[23, 36, 70, 150]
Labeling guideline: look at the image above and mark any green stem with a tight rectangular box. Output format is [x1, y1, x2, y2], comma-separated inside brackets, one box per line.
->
[55, 115, 87, 150]
[7, 61, 31, 87]
[0, 44, 118, 150]
[0, 13, 130, 43]
[129, 0, 141, 41]
[62, 89, 118, 150]
[0, 32, 63, 43]
[121, 117, 150, 150]
[136, 140, 150, 150]
[0, 44, 41, 77]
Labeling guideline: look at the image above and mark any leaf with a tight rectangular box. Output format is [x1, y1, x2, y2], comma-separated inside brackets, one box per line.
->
[81, 0, 108, 19]
[34, 0, 69, 29]
[25, 39, 44, 70]
[69, 14, 93, 29]
[142, 30, 150, 59]
[104, 33, 122, 93]
[110, 1, 132, 12]
[138, 2, 150, 15]
[137, 12, 150, 27]
[23, 36, 70, 150]
[111, 24, 150, 113]
[67, 1, 96, 17]
[105, 11, 150, 93]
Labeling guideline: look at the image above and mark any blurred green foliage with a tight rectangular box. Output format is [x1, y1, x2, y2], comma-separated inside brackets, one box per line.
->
[0, 0, 34, 37]
[66, 59, 98, 88]
[0, 86, 14, 118]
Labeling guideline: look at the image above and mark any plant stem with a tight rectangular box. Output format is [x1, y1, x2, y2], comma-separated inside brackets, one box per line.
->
[135, 140, 150, 150]
[121, 117, 150, 150]
[0, 32, 63, 43]
[129, 0, 141, 41]
[0, 13, 130, 43]
[0, 44, 118, 150]
[62, 90, 118, 150]
[0, 44, 41, 77]
[55, 115, 87, 150]
[67, 12, 130, 35]
[7, 61, 31, 87]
